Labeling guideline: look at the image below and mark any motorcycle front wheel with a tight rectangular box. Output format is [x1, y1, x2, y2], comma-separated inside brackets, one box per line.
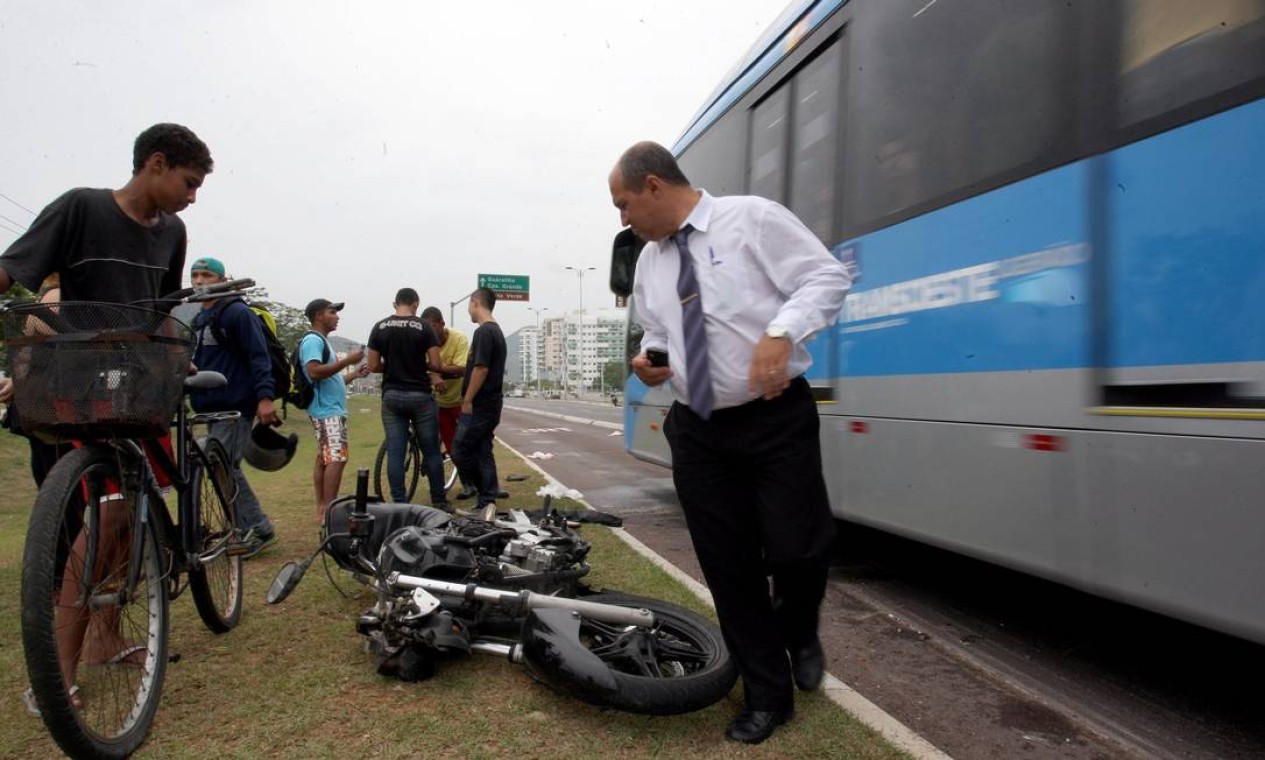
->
[569, 591, 737, 715]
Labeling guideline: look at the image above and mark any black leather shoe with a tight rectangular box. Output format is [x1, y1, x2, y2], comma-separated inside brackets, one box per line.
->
[724, 705, 793, 744]
[790, 639, 825, 691]
[455, 486, 477, 500]
[495, 489, 509, 499]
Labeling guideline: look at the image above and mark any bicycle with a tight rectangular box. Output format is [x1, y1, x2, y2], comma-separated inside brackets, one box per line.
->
[4, 280, 254, 759]
[372, 432, 457, 504]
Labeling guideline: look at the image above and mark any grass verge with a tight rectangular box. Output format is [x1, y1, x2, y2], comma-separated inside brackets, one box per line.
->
[0, 396, 907, 758]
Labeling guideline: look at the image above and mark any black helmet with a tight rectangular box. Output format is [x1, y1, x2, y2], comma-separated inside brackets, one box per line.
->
[244, 423, 298, 472]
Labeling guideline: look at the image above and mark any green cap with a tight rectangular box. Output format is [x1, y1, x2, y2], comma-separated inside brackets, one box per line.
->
[190, 256, 225, 277]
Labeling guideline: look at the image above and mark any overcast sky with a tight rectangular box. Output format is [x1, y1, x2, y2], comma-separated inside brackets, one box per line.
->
[0, 0, 790, 342]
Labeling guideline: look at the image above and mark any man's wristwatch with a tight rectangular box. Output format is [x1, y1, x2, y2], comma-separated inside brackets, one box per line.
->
[765, 325, 790, 341]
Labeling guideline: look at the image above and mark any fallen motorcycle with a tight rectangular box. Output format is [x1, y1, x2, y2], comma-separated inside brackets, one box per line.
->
[266, 471, 737, 715]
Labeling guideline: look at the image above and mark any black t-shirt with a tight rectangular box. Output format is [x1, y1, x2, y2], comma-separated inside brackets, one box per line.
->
[462, 321, 506, 409]
[367, 314, 440, 393]
[0, 188, 186, 303]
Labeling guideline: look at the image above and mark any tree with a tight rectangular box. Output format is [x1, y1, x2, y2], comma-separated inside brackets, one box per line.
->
[602, 360, 625, 393]
[255, 300, 309, 352]
[0, 282, 36, 372]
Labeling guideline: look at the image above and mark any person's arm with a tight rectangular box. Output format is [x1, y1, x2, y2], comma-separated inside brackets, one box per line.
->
[460, 329, 489, 413]
[302, 334, 363, 381]
[745, 201, 852, 398]
[0, 189, 77, 296]
[426, 346, 442, 374]
[630, 244, 673, 388]
[307, 351, 362, 381]
[366, 325, 385, 373]
[752, 201, 851, 343]
[462, 366, 489, 414]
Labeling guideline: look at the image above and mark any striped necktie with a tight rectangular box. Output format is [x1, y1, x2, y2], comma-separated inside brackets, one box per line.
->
[672, 226, 715, 419]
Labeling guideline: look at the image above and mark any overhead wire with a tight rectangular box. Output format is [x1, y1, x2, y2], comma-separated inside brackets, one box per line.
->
[0, 192, 36, 216]
[0, 211, 28, 232]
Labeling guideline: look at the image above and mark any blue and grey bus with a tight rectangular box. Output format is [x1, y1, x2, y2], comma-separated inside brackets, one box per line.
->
[608, 0, 1265, 644]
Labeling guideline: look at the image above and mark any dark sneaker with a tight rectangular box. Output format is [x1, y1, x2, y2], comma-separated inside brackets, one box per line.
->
[432, 500, 453, 513]
[242, 529, 278, 560]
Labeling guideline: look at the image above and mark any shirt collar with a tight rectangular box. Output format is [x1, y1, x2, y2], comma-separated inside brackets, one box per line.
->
[681, 189, 713, 235]
[659, 190, 714, 250]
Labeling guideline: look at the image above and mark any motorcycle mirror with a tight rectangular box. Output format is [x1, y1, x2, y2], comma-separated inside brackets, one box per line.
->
[265, 560, 308, 605]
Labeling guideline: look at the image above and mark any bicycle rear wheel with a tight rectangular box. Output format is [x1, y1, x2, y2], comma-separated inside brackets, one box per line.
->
[373, 437, 421, 503]
[189, 437, 243, 633]
[22, 445, 170, 759]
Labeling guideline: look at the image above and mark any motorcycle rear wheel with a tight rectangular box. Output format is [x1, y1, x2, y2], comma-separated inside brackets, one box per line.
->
[573, 591, 737, 715]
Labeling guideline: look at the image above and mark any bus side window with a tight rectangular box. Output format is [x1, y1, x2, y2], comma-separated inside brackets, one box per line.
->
[1117, 0, 1265, 130]
[789, 40, 843, 244]
[749, 86, 790, 202]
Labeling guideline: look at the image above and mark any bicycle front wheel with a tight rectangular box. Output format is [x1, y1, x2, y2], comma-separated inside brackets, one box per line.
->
[189, 437, 243, 633]
[373, 438, 420, 503]
[22, 445, 170, 759]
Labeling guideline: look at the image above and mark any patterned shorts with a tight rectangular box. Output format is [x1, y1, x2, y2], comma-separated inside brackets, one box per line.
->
[310, 416, 349, 465]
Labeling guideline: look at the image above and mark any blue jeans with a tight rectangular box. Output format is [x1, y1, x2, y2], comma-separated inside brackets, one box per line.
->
[207, 415, 274, 536]
[452, 402, 501, 507]
[381, 388, 444, 504]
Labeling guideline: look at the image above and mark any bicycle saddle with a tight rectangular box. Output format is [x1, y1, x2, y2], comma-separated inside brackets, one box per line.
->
[183, 371, 227, 391]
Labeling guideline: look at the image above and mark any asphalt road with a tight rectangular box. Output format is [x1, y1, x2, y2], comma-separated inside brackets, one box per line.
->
[498, 401, 1265, 760]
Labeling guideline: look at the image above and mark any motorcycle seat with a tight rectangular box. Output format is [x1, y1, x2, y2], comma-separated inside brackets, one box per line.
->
[324, 499, 452, 571]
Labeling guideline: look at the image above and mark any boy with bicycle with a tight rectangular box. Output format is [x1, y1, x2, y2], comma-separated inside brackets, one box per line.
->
[0, 123, 213, 713]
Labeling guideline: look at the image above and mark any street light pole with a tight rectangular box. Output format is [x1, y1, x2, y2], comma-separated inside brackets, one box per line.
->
[565, 266, 596, 399]
[529, 306, 548, 397]
[448, 289, 475, 326]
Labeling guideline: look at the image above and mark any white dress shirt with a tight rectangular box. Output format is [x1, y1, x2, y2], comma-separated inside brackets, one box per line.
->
[632, 191, 851, 411]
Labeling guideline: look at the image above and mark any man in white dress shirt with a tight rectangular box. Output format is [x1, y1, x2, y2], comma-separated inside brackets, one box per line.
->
[609, 141, 851, 744]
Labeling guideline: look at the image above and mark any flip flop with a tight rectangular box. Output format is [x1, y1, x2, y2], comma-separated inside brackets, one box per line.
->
[106, 644, 146, 666]
[23, 685, 81, 716]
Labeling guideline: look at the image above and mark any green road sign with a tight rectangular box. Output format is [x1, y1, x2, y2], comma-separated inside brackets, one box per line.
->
[478, 273, 530, 302]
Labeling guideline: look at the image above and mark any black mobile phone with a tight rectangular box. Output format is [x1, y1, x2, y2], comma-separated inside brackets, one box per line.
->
[646, 349, 669, 368]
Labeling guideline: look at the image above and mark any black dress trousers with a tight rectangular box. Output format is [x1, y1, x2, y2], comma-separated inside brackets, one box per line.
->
[663, 376, 835, 710]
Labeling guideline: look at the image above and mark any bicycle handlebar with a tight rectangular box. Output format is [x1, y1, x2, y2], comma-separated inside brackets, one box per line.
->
[163, 277, 256, 304]
[137, 278, 258, 312]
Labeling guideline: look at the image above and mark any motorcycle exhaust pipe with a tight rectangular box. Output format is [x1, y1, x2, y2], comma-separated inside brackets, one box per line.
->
[388, 572, 655, 628]
[470, 641, 523, 663]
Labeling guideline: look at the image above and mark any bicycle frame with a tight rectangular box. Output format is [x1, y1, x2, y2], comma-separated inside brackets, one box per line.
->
[100, 396, 240, 593]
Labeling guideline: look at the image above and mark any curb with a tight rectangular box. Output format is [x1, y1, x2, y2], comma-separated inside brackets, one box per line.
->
[497, 433, 952, 760]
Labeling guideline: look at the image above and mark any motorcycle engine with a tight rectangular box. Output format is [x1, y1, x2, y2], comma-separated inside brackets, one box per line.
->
[499, 532, 571, 573]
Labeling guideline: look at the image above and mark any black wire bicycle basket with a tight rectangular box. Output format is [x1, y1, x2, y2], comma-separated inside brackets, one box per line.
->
[1, 301, 194, 440]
